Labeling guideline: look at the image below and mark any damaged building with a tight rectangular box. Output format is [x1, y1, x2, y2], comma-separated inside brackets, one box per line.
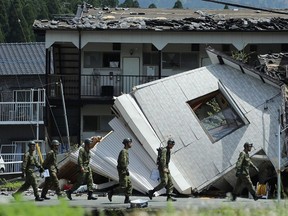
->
[58, 47, 288, 195]
[0, 3, 281, 195]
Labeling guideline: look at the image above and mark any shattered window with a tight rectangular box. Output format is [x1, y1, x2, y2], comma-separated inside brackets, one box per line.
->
[188, 90, 245, 142]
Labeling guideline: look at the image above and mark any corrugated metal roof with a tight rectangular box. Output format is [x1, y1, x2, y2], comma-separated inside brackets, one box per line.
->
[0, 42, 46, 76]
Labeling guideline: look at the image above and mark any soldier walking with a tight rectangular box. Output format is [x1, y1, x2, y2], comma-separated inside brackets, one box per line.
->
[231, 142, 260, 201]
[41, 140, 63, 199]
[66, 136, 102, 200]
[108, 138, 133, 204]
[12, 141, 45, 201]
[148, 138, 177, 202]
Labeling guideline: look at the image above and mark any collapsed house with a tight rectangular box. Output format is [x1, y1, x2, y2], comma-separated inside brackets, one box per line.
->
[58, 47, 288, 195]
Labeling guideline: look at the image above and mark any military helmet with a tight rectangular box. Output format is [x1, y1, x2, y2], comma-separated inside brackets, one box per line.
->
[244, 142, 253, 148]
[51, 140, 60, 146]
[84, 138, 92, 145]
[122, 138, 132, 145]
[167, 138, 175, 145]
[28, 141, 36, 146]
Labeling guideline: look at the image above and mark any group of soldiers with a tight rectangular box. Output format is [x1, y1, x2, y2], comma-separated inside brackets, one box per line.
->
[11, 135, 177, 203]
[11, 134, 259, 203]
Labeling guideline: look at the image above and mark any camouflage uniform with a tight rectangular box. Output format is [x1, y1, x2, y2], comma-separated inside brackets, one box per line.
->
[41, 148, 61, 198]
[66, 137, 101, 200]
[232, 146, 259, 200]
[153, 147, 174, 195]
[13, 144, 44, 201]
[148, 138, 176, 201]
[115, 148, 132, 196]
[70, 147, 93, 192]
[107, 138, 133, 203]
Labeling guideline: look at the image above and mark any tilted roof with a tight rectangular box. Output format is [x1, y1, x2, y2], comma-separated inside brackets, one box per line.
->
[0, 42, 46, 76]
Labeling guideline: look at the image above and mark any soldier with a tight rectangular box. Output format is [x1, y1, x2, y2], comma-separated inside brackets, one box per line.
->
[148, 138, 177, 202]
[66, 136, 102, 200]
[41, 140, 63, 199]
[107, 138, 133, 204]
[12, 141, 45, 201]
[231, 142, 260, 201]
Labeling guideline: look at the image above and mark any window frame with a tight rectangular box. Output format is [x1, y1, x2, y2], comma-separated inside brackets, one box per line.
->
[187, 83, 248, 142]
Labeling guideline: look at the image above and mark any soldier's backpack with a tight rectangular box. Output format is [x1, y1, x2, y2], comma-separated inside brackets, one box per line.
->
[156, 147, 164, 165]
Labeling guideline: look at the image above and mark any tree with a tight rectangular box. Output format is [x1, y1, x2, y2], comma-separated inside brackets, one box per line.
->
[173, 0, 183, 9]
[0, 0, 9, 42]
[224, 4, 229, 9]
[148, 3, 156, 8]
[119, 0, 140, 8]
[8, 0, 31, 42]
[100, 0, 119, 7]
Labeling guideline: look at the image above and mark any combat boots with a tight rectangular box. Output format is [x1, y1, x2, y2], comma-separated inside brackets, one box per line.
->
[107, 190, 113, 202]
[66, 190, 72, 200]
[35, 196, 44, 201]
[231, 193, 237, 201]
[40, 195, 51, 200]
[252, 194, 260, 201]
[166, 195, 177, 202]
[87, 191, 98, 200]
[148, 189, 154, 200]
[124, 195, 130, 203]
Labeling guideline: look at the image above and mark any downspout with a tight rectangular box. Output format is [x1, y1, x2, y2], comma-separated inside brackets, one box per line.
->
[45, 47, 50, 141]
[158, 50, 162, 79]
[78, 29, 82, 146]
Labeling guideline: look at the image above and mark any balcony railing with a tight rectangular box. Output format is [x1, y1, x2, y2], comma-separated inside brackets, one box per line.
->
[48, 74, 161, 98]
[0, 102, 45, 124]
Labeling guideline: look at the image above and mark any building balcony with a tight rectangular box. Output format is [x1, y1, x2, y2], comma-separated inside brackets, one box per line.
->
[0, 102, 45, 125]
[47, 74, 161, 99]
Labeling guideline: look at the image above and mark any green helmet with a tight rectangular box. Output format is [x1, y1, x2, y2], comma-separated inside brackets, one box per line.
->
[28, 141, 36, 146]
[122, 138, 132, 145]
[84, 138, 92, 145]
[244, 142, 253, 148]
[167, 138, 175, 145]
[51, 140, 60, 146]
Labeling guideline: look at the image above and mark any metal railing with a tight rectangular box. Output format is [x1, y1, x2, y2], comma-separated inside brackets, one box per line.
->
[0, 102, 45, 124]
[0, 153, 23, 173]
[0, 153, 46, 174]
[47, 74, 161, 98]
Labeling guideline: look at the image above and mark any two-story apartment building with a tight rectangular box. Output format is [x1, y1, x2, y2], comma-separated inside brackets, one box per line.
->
[0, 42, 48, 170]
[33, 4, 288, 147]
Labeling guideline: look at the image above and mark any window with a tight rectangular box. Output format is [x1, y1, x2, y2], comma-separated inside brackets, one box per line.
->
[83, 115, 113, 132]
[187, 90, 245, 142]
[162, 52, 198, 69]
[83, 52, 120, 68]
[143, 53, 158, 65]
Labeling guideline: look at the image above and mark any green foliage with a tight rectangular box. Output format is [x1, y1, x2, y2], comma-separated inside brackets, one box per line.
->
[0, 179, 23, 191]
[224, 4, 229, 9]
[148, 3, 156, 8]
[231, 50, 251, 63]
[0, 199, 85, 216]
[119, 0, 140, 8]
[173, 0, 183, 9]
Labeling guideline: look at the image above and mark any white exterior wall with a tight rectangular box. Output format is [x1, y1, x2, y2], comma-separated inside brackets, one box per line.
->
[130, 63, 286, 192]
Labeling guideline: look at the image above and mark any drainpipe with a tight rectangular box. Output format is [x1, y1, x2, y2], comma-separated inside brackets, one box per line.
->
[78, 29, 82, 146]
[158, 50, 162, 79]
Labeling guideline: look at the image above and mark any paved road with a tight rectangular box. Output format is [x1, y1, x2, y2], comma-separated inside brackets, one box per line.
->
[0, 192, 286, 212]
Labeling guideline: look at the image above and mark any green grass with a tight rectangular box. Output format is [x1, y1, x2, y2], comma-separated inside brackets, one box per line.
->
[1, 199, 288, 216]
[0, 178, 23, 191]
